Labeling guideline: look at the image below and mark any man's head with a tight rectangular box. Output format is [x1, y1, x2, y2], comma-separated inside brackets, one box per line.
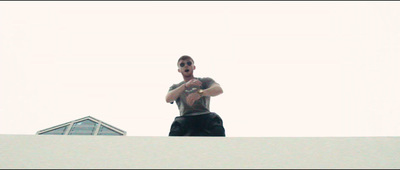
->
[177, 55, 196, 77]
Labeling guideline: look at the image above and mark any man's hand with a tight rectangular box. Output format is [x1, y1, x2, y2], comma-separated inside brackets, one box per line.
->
[185, 79, 202, 88]
[186, 92, 202, 106]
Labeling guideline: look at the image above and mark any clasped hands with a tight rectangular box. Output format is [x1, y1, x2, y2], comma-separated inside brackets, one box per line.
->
[185, 79, 203, 106]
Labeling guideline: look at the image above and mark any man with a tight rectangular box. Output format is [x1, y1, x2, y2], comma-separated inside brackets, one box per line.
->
[166, 55, 225, 136]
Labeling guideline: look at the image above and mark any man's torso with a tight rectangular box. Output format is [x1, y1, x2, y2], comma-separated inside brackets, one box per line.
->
[169, 77, 215, 116]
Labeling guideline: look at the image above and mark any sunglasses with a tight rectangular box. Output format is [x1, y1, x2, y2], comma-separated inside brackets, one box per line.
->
[179, 61, 192, 67]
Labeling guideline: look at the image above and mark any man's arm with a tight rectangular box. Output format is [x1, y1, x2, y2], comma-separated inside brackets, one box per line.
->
[202, 83, 223, 97]
[165, 84, 186, 103]
[186, 82, 223, 106]
[165, 79, 203, 103]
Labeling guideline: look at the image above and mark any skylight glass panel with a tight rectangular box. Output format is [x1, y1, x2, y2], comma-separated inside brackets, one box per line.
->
[39, 126, 67, 135]
[68, 119, 98, 135]
[97, 125, 123, 136]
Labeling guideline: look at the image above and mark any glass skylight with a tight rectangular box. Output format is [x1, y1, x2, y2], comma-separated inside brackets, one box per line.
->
[36, 116, 126, 136]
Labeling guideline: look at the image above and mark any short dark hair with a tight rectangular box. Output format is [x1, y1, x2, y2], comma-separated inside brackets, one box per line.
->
[177, 55, 194, 67]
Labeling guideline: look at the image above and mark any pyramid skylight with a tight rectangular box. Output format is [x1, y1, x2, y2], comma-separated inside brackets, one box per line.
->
[36, 116, 126, 136]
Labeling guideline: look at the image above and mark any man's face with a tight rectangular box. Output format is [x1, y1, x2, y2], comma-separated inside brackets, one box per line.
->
[178, 59, 195, 76]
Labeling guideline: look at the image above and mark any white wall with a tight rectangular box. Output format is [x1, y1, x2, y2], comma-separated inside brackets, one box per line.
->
[1, 135, 399, 169]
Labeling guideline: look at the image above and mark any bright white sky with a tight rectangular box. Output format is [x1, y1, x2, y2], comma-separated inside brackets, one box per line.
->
[0, 2, 399, 137]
